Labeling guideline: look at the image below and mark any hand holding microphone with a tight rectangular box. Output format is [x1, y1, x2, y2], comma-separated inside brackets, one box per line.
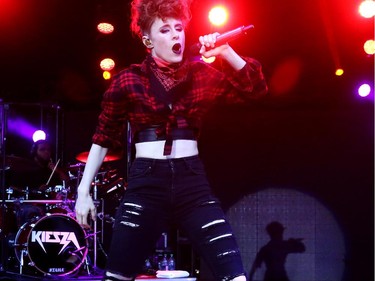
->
[190, 24, 254, 56]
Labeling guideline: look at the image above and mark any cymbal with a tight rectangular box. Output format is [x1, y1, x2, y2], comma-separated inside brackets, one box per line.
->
[5, 155, 37, 172]
[76, 151, 121, 163]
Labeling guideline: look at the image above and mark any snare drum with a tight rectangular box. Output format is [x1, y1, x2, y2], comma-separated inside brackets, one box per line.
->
[45, 201, 75, 216]
[14, 214, 87, 276]
[44, 185, 69, 200]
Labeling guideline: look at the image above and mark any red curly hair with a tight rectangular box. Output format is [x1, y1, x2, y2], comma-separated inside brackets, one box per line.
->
[130, 0, 192, 39]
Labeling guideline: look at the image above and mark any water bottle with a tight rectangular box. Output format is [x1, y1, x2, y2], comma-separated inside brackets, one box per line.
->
[160, 254, 168, 270]
[168, 254, 175, 270]
[144, 259, 152, 270]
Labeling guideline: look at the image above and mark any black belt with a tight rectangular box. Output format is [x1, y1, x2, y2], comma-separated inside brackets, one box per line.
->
[134, 128, 196, 143]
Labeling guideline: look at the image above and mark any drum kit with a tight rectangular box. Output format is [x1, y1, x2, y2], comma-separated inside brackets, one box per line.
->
[0, 151, 126, 277]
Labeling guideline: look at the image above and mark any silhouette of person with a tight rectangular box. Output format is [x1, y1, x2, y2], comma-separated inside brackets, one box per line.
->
[8, 139, 70, 227]
[248, 221, 305, 281]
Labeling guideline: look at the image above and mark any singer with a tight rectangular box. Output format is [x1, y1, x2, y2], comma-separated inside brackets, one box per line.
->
[74, 0, 267, 280]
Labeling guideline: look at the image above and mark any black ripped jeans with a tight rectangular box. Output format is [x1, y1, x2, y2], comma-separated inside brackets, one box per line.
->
[105, 155, 245, 280]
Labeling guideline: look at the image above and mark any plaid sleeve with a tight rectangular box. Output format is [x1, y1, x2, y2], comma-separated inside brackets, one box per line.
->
[224, 57, 268, 100]
[92, 74, 128, 151]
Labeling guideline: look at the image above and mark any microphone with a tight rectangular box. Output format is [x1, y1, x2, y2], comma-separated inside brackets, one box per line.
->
[190, 24, 254, 55]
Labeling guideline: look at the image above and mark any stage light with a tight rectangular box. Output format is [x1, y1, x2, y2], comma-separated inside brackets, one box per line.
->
[364, 39, 375, 55]
[8, 118, 38, 140]
[359, 0, 375, 18]
[100, 58, 115, 71]
[32, 130, 46, 142]
[335, 68, 344, 76]
[103, 71, 111, 80]
[97, 22, 115, 34]
[208, 6, 229, 26]
[358, 83, 371, 97]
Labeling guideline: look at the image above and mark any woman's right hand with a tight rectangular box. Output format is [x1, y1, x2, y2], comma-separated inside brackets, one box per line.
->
[199, 32, 246, 71]
[75, 188, 96, 227]
[73, 143, 109, 227]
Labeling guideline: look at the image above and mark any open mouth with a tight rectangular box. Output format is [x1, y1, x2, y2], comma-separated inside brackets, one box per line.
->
[172, 43, 182, 54]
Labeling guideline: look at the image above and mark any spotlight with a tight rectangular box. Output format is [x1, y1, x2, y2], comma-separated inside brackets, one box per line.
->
[208, 6, 229, 26]
[103, 71, 111, 80]
[359, 0, 375, 18]
[358, 83, 371, 97]
[364, 39, 375, 55]
[97, 22, 115, 34]
[100, 58, 115, 71]
[32, 130, 46, 142]
[335, 68, 344, 76]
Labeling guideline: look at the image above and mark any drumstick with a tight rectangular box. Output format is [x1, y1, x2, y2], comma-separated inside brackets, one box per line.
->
[46, 158, 60, 185]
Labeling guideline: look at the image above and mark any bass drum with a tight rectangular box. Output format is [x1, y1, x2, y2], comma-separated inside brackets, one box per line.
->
[14, 214, 87, 276]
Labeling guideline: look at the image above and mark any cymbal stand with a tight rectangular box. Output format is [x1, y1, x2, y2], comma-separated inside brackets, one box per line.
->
[93, 180, 98, 270]
[89, 177, 101, 274]
[0, 103, 6, 272]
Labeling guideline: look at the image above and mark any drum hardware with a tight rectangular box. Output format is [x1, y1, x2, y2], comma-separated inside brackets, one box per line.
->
[45, 199, 75, 216]
[19, 249, 26, 274]
[68, 162, 85, 193]
[3, 165, 121, 277]
[44, 184, 65, 194]
[6, 187, 14, 200]
[44, 183, 71, 202]
[97, 212, 115, 224]
[3, 199, 76, 204]
[68, 162, 86, 171]
[81, 175, 117, 275]
[24, 187, 29, 200]
[84, 230, 102, 239]
[92, 179, 99, 272]
[72, 246, 87, 253]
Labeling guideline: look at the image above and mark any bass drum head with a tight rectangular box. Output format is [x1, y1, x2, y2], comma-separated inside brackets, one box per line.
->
[25, 214, 87, 276]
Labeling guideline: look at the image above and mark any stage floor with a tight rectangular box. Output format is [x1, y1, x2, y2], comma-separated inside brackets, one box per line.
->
[0, 271, 197, 281]
[0, 271, 102, 281]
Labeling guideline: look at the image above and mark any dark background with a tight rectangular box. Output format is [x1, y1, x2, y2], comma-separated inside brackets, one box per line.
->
[0, 0, 373, 280]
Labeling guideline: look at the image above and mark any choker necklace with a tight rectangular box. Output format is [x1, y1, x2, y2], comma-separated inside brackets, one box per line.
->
[148, 56, 188, 92]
